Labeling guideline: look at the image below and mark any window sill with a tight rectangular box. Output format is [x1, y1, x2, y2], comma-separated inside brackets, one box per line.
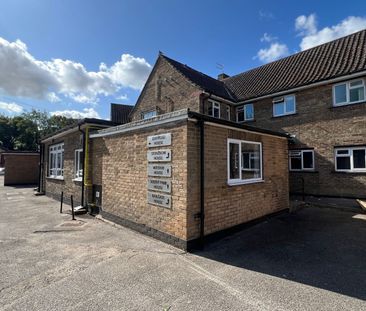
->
[331, 170, 366, 175]
[271, 113, 297, 119]
[46, 176, 64, 181]
[290, 170, 318, 174]
[228, 179, 264, 186]
[330, 100, 366, 109]
[73, 178, 82, 182]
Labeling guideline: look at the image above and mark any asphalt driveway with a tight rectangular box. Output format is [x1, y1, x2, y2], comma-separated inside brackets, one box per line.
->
[1, 177, 365, 310]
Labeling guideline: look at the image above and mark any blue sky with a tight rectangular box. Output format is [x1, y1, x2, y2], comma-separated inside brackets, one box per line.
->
[0, 0, 366, 119]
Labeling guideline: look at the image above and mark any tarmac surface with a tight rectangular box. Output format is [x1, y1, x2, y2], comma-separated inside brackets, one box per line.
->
[1, 177, 365, 310]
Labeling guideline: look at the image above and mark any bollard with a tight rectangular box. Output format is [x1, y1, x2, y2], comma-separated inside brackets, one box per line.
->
[60, 191, 63, 213]
[71, 195, 75, 220]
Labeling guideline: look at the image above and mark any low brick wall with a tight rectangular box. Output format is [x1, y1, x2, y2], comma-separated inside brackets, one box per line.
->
[4, 153, 39, 185]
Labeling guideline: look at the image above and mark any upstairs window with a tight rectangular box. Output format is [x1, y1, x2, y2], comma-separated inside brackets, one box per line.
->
[142, 110, 157, 120]
[333, 79, 365, 106]
[335, 146, 366, 172]
[225, 106, 231, 121]
[289, 150, 314, 171]
[208, 100, 220, 118]
[74, 149, 84, 180]
[273, 95, 296, 117]
[227, 139, 262, 185]
[49, 143, 64, 178]
[237, 104, 254, 122]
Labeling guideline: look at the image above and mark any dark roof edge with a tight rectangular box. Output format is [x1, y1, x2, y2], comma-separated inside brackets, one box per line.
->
[40, 118, 118, 141]
[187, 110, 289, 138]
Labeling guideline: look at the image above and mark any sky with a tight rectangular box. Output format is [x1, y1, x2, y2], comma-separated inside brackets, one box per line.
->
[0, 0, 366, 120]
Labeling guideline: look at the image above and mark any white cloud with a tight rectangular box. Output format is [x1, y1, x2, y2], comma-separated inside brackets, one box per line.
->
[116, 94, 128, 101]
[295, 14, 317, 36]
[256, 43, 289, 63]
[0, 101, 23, 113]
[47, 92, 61, 103]
[50, 107, 100, 119]
[259, 10, 274, 21]
[296, 15, 366, 51]
[0, 37, 152, 103]
[260, 33, 277, 43]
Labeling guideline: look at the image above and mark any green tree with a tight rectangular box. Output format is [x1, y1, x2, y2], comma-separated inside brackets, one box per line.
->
[0, 110, 76, 151]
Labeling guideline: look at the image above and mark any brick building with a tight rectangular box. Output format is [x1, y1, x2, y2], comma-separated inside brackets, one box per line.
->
[3, 152, 39, 185]
[40, 30, 366, 249]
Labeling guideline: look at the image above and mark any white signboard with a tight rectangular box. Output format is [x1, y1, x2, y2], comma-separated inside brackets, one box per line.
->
[147, 191, 171, 208]
[147, 149, 171, 162]
[147, 164, 171, 177]
[147, 178, 171, 193]
[147, 133, 171, 147]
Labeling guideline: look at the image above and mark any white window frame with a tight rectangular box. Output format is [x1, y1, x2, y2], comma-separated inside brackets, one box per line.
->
[333, 79, 365, 106]
[142, 110, 157, 120]
[273, 95, 296, 117]
[74, 149, 83, 181]
[48, 142, 64, 179]
[236, 103, 254, 122]
[208, 100, 220, 118]
[227, 138, 263, 185]
[289, 150, 315, 171]
[335, 146, 366, 172]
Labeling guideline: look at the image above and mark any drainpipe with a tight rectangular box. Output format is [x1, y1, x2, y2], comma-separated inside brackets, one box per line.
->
[78, 124, 86, 207]
[197, 92, 211, 249]
[37, 142, 43, 193]
[198, 119, 205, 249]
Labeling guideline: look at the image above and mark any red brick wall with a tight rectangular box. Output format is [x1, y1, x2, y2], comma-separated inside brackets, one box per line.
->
[4, 154, 39, 185]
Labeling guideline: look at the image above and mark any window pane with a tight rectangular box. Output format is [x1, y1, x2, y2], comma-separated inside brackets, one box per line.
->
[274, 102, 285, 116]
[337, 156, 351, 170]
[349, 86, 364, 102]
[213, 105, 220, 118]
[303, 151, 314, 169]
[336, 149, 349, 155]
[334, 84, 347, 104]
[245, 104, 254, 120]
[241, 142, 260, 179]
[290, 155, 301, 170]
[350, 80, 363, 87]
[285, 96, 295, 113]
[353, 149, 366, 169]
[237, 109, 245, 122]
[229, 143, 240, 179]
[208, 105, 213, 116]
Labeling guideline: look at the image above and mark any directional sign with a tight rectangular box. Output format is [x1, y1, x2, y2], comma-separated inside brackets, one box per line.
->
[147, 149, 171, 162]
[147, 191, 171, 209]
[147, 164, 171, 177]
[147, 133, 171, 147]
[147, 178, 171, 193]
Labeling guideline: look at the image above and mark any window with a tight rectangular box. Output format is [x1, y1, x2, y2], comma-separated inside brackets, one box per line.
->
[335, 146, 366, 172]
[289, 150, 314, 171]
[226, 106, 231, 120]
[208, 100, 220, 118]
[49, 143, 64, 178]
[237, 104, 254, 122]
[333, 79, 365, 106]
[142, 110, 157, 120]
[227, 139, 263, 185]
[273, 95, 296, 117]
[74, 149, 83, 180]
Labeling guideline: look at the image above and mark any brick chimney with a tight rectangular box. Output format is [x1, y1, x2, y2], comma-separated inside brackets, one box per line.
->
[217, 73, 230, 81]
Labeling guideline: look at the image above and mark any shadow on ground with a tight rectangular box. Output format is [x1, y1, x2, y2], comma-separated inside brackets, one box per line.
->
[196, 206, 366, 301]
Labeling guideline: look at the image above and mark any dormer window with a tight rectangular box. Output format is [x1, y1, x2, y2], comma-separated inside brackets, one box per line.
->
[208, 100, 220, 118]
[333, 79, 365, 106]
[237, 104, 254, 122]
[273, 95, 296, 117]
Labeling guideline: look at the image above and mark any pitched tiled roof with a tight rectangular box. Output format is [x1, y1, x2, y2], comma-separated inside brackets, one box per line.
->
[163, 29, 366, 102]
[224, 29, 366, 101]
[161, 55, 236, 101]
